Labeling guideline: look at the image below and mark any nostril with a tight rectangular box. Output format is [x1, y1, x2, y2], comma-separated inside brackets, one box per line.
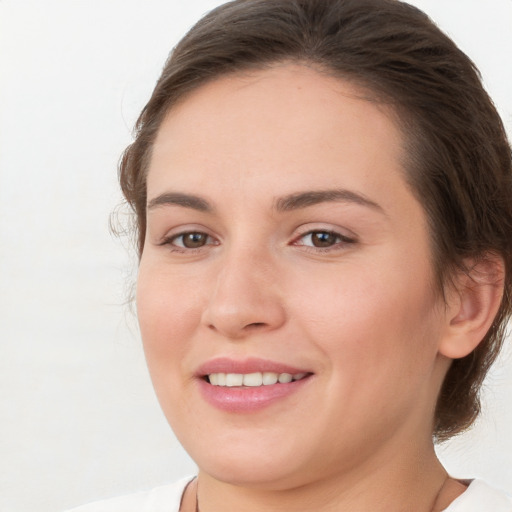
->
[246, 322, 266, 329]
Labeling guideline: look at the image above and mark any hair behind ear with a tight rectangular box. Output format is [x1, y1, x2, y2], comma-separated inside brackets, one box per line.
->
[439, 253, 505, 359]
[434, 253, 506, 441]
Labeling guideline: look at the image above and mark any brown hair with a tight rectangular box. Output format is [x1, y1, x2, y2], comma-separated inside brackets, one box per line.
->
[119, 0, 512, 440]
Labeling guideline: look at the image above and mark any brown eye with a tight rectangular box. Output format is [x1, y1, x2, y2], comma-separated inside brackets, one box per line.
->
[294, 230, 355, 251]
[174, 232, 211, 248]
[310, 231, 339, 247]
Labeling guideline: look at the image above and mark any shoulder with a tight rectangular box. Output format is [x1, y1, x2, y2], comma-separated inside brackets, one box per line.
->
[64, 476, 193, 512]
[444, 479, 512, 512]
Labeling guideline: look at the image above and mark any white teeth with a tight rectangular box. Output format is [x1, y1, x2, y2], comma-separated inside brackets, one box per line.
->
[262, 372, 278, 385]
[278, 373, 293, 383]
[225, 373, 243, 387]
[243, 372, 263, 387]
[208, 372, 308, 387]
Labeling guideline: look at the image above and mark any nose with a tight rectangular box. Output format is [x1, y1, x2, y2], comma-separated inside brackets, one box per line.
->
[200, 248, 286, 339]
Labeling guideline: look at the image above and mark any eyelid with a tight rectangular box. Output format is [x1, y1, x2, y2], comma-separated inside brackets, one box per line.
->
[173, 233, 215, 248]
[293, 223, 357, 240]
[154, 223, 357, 253]
[158, 226, 219, 251]
[291, 226, 358, 250]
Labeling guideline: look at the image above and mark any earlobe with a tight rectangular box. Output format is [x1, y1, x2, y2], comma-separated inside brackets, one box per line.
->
[439, 254, 505, 360]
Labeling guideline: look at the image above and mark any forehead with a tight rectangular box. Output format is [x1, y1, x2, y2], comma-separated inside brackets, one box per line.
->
[148, 64, 408, 209]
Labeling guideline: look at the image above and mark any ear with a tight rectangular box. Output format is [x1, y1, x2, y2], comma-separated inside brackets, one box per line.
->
[439, 253, 505, 359]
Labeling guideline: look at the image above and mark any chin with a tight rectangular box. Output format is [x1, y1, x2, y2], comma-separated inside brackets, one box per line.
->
[185, 435, 317, 490]
[200, 460, 313, 491]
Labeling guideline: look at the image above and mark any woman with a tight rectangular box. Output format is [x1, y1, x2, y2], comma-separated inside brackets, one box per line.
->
[69, 0, 512, 510]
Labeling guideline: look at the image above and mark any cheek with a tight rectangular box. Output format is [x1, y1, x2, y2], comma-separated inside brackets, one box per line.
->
[136, 263, 202, 373]
[292, 260, 441, 384]
[135, 264, 208, 430]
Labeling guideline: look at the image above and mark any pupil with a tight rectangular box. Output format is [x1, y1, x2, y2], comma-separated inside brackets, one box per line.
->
[184, 233, 206, 248]
[313, 232, 336, 247]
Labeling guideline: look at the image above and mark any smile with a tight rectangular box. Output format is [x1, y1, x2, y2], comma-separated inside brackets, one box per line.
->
[197, 359, 313, 412]
[207, 372, 308, 387]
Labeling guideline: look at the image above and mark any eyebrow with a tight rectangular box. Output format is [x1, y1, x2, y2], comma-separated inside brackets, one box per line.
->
[146, 188, 384, 214]
[147, 192, 212, 212]
[274, 189, 384, 213]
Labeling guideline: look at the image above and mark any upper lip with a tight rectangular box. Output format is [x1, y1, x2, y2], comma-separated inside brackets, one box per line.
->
[196, 357, 312, 377]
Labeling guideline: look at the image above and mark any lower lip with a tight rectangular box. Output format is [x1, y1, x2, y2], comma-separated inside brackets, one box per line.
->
[198, 377, 311, 413]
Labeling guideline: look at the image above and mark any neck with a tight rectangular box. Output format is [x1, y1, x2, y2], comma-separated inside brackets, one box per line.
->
[193, 440, 450, 512]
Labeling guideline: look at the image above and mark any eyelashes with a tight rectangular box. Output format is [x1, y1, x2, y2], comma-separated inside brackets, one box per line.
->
[159, 231, 218, 252]
[292, 230, 356, 250]
[168, 232, 217, 249]
[159, 229, 357, 254]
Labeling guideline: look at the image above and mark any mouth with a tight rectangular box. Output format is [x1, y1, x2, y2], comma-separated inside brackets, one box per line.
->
[196, 358, 313, 412]
[205, 371, 309, 387]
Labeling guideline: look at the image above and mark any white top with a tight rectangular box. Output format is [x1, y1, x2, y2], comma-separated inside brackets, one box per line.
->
[65, 477, 192, 512]
[65, 477, 512, 511]
[443, 480, 512, 511]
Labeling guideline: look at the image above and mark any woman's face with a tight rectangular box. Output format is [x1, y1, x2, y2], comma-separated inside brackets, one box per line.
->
[137, 64, 450, 488]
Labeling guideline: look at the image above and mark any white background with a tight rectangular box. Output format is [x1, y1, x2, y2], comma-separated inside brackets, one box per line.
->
[1, 1, 511, 511]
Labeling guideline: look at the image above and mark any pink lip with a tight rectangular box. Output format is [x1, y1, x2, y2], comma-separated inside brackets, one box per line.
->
[195, 357, 313, 413]
[196, 357, 310, 376]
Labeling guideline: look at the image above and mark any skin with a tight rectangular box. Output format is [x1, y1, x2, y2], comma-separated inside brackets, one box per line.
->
[137, 64, 478, 511]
